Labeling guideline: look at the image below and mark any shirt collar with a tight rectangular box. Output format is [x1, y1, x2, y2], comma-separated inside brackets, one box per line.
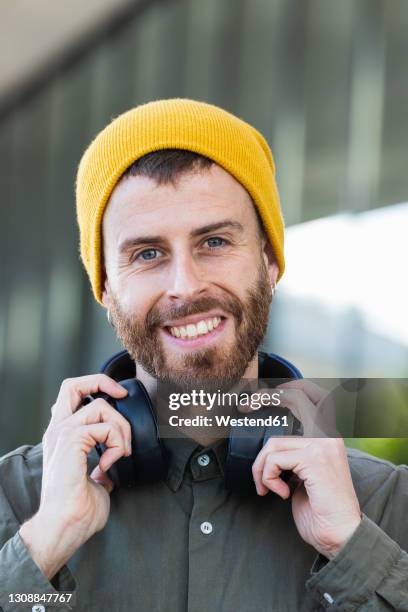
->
[162, 434, 228, 492]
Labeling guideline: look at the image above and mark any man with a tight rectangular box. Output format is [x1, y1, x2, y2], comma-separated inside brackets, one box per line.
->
[0, 99, 407, 612]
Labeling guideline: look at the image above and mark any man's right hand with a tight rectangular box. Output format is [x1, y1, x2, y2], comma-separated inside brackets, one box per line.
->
[19, 374, 130, 580]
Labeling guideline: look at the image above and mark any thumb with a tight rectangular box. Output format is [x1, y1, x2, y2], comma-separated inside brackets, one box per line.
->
[90, 465, 115, 494]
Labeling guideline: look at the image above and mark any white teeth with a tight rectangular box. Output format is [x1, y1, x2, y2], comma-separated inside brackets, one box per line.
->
[186, 324, 197, 338]
[196, 320, 208, 335]
[168, 317, 222, 338]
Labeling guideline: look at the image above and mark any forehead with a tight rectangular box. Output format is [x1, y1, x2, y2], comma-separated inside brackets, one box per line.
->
[102, 164, 257, 236]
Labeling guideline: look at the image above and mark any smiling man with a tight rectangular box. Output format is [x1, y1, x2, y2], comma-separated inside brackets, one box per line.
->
[102, 159, 274, 392]
[1, 99, 408, 612]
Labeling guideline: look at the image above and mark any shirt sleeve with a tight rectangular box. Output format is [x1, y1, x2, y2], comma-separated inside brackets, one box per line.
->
[0, 450, 78, 611]
[0, 530, 77, 612]
[302, 513, 408, 611]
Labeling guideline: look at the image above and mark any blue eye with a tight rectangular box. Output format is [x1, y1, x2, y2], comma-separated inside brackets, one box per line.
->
[139, 248, 160, 261]
[206, 237, 226, 249]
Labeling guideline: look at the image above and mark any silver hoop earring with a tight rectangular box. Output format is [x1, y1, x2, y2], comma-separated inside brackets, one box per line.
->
[107, 309, 114, 327]
[272, 283, 276, 297]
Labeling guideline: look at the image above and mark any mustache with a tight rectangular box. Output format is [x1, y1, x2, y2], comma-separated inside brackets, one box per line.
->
[146, 295, 243, 329]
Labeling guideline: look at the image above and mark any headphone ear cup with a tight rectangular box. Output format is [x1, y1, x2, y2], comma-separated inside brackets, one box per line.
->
[224, 421, 265, 495]
[95, 378, 168, 488]
[225, 408, 302, 494]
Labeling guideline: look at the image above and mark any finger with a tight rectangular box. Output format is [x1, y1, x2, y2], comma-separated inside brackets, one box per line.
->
[252, 437, 310, 490]
[277, 385, 339, 436]
[260, 450, 303, 498]
[253, 448, 293, 497]
[255, 436, 309, 467]
[277, 388, 317, 425]
[89, 465, 114, 494]
[68, 398, 132, 454]
[75, 422, 129, 472]
[253, 453, 289, 498]
[276, 380, 328, 405]
[51, 374, 128, 424]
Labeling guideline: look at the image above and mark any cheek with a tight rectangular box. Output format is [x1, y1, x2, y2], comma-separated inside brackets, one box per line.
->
[217, 255, 260, 287]
[117, 277, 160, 316]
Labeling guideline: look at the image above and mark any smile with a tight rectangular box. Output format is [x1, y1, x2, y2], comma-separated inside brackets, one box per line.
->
[168, 316, 222, 339]
[161, 315, 227, 348]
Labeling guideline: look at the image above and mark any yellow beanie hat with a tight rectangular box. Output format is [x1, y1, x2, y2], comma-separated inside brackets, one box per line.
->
[76, 98, 285, 304]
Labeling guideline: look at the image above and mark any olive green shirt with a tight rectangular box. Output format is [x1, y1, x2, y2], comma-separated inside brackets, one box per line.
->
[0, 437, 408, 611]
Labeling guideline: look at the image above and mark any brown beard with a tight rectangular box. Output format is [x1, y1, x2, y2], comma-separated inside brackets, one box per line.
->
[108, 261, 272, 391]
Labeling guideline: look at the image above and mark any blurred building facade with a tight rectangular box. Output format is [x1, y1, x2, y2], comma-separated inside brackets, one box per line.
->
[0, 0, 407, 453]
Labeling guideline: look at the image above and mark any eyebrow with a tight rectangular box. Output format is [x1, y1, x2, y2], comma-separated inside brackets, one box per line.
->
[118, 220, 244, 253]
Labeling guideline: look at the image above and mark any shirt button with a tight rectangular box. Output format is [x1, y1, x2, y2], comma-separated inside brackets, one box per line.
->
[197, 454, 211, 467]
[200, 521, 213, 535]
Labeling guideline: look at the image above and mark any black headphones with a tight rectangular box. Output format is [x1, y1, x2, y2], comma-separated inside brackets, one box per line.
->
[88, 350, 303, 494]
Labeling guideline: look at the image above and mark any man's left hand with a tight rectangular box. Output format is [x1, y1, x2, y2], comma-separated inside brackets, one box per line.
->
[252, 381, 362, 560]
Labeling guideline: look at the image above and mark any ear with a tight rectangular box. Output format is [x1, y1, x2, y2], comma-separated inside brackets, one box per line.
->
[261, 236, 279, 289]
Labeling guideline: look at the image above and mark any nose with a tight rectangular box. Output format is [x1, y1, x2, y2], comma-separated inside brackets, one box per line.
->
[165, 252, 209, 301]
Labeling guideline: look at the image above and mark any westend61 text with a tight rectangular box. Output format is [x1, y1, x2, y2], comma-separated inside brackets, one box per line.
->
[168, 415, 289, 427]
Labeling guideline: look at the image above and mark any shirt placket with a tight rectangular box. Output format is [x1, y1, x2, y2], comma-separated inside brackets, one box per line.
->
[186, 448, 228, 612]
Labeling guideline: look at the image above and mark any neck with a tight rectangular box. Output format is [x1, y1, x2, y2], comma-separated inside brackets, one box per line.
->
[136, 352, 260, 446]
